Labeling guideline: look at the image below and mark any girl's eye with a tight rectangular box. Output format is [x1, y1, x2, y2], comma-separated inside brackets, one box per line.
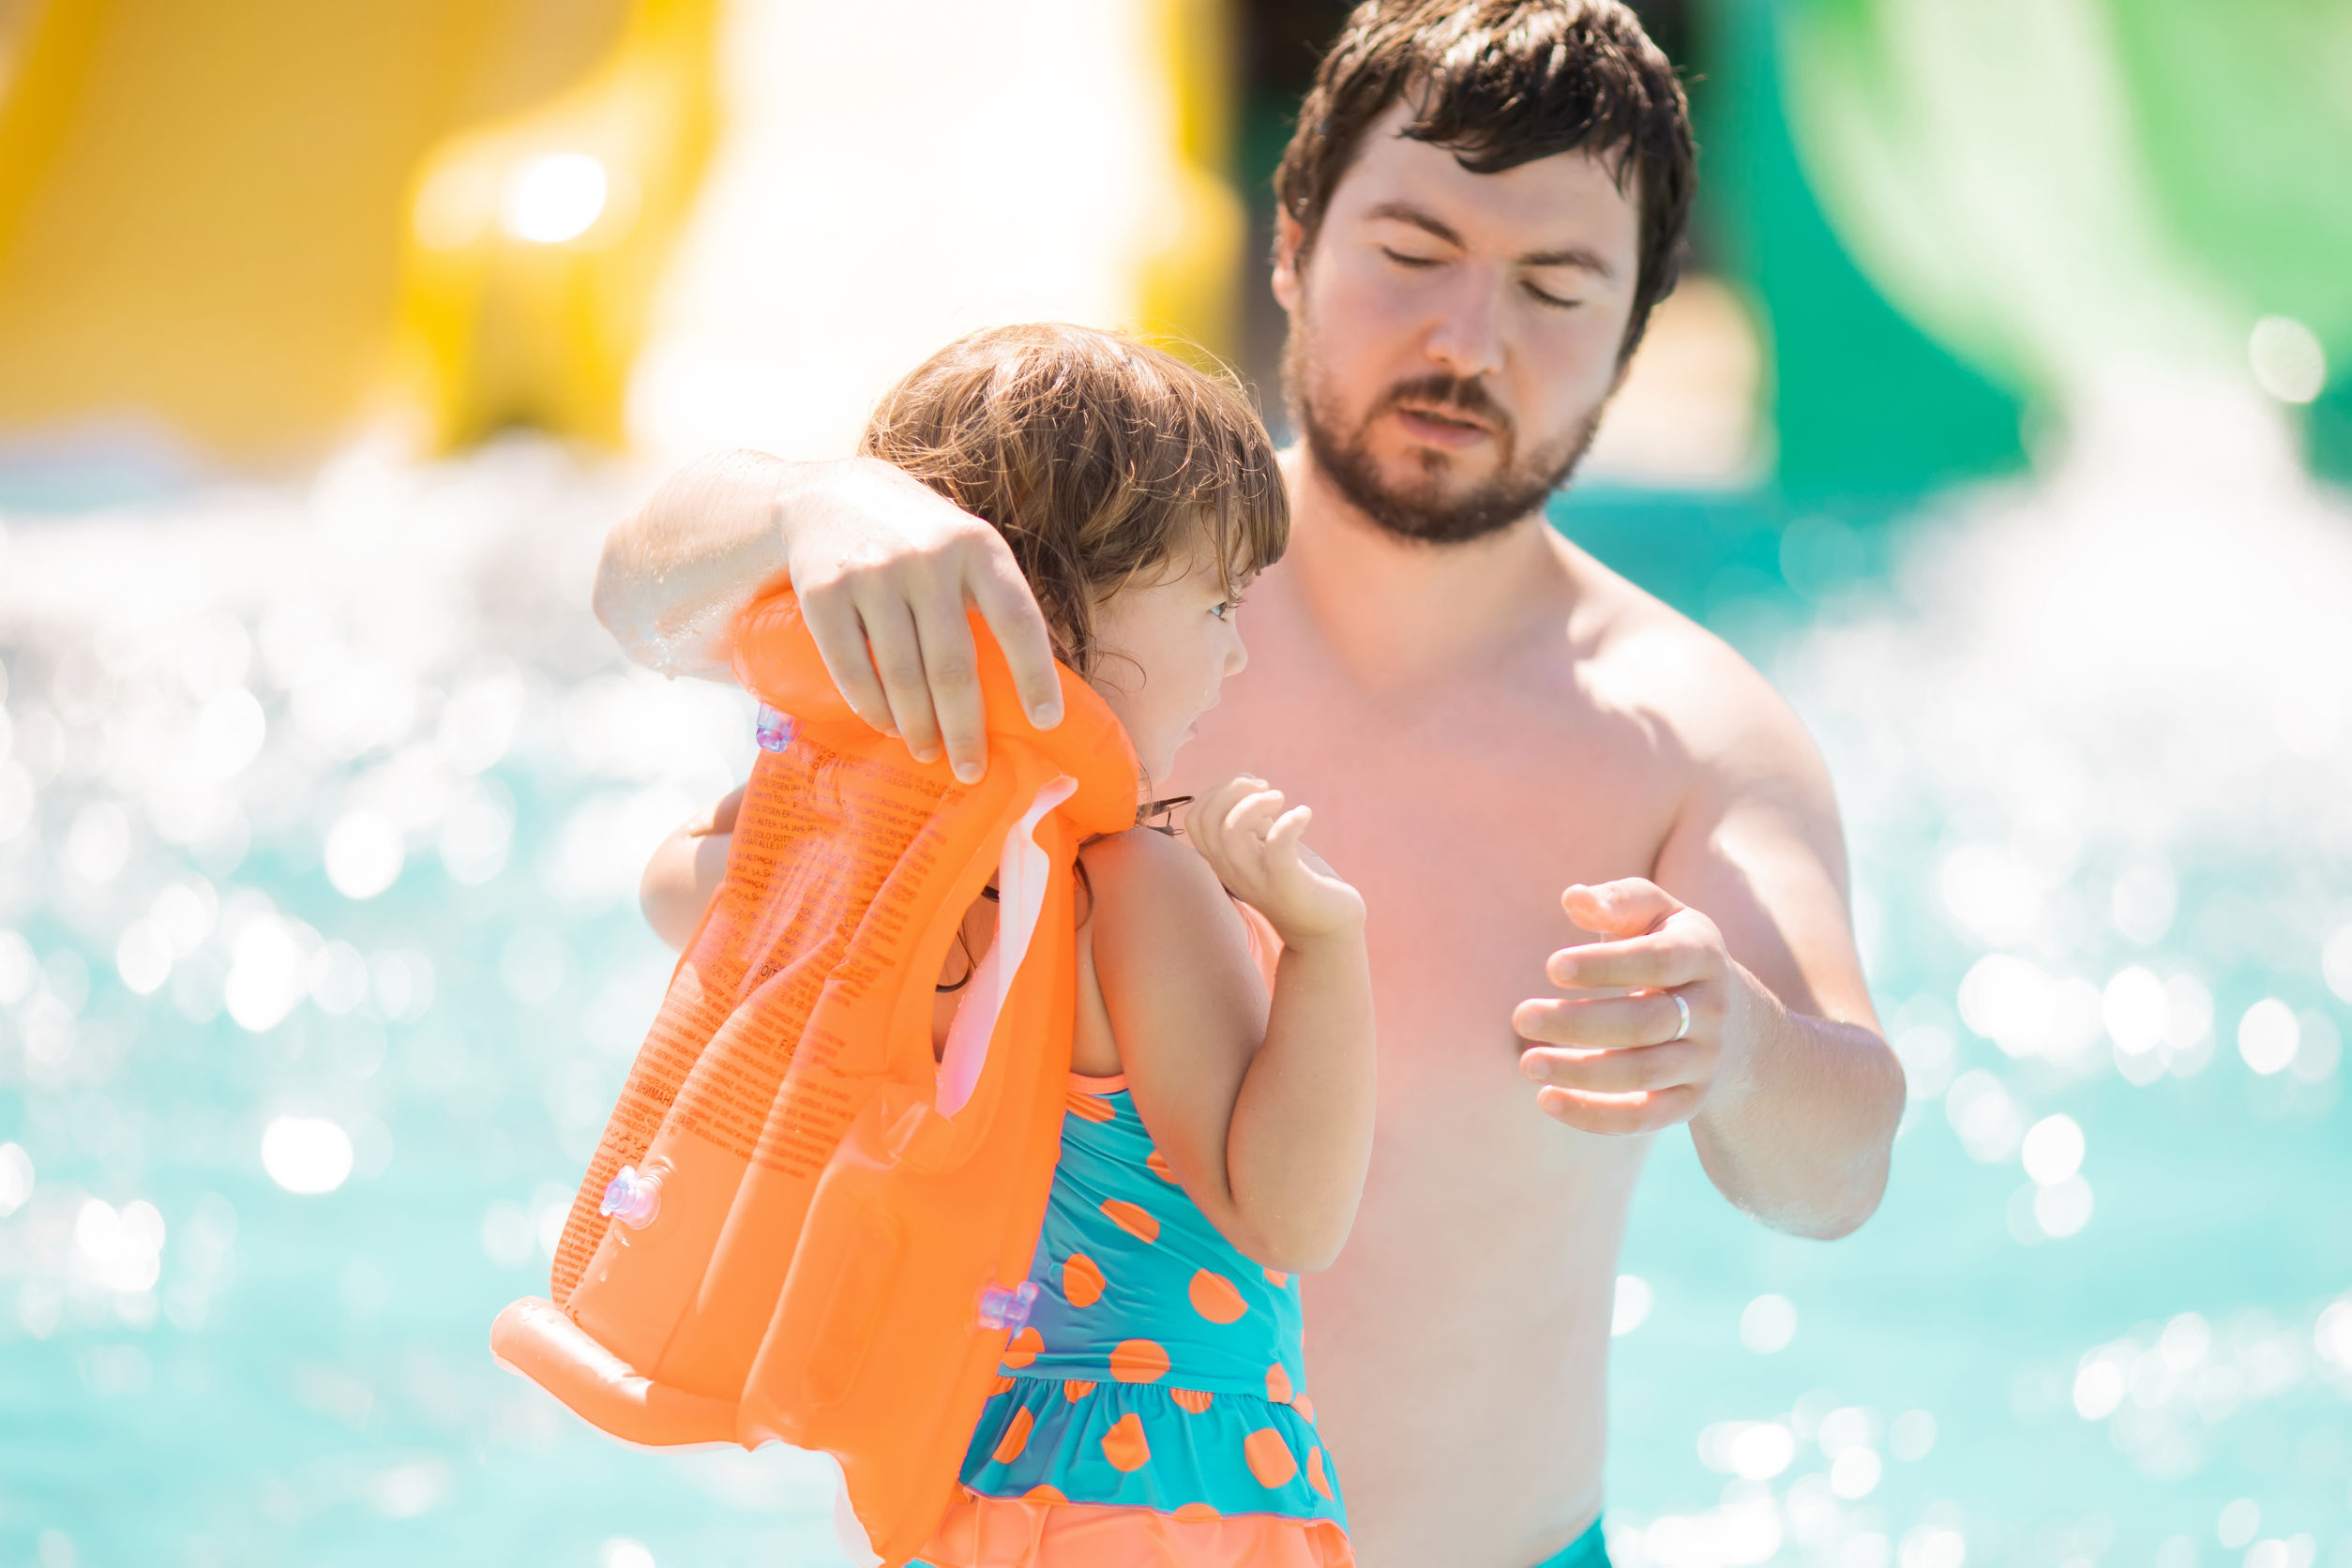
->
[1212, 597, 1244, 622]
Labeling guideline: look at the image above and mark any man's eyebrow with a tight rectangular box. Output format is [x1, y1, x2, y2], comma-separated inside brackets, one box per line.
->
[1518, 245, 1615, 279]
[1364, 202, 1615, 279]
[1364, 202, 1464, 249]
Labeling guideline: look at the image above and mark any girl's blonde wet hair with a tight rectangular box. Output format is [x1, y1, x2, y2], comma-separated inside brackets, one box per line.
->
[861, 324, 1289, 679]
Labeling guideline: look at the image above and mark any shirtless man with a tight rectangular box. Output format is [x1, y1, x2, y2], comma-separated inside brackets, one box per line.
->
[596, 4, 1903, 1563]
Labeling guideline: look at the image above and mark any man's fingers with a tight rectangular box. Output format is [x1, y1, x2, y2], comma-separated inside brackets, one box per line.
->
[1545, 932, 1708, 991]
[1561, 878, 1683, 937]
[855, 595, 942, 761]
[1265, 804, 1312, 852]
[799, 588, 897, 737]
[909, 583, 988, 782]
[1519, 1039, 1702, 1094]
[1513, 990, 1696, 1049]
[966, 545, 1064, 730]
[1533, 1083, 1703, 1136]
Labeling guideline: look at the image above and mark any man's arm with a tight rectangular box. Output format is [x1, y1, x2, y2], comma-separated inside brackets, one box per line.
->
[594, 449, 1065, 780]
[1514, 655, 1902, 1239]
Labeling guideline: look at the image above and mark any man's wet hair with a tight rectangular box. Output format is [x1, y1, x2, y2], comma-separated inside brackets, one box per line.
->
[1274, 0, 1696, 357]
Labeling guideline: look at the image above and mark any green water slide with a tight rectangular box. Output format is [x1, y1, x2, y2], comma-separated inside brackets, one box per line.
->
[1768, 0, 2352, 476]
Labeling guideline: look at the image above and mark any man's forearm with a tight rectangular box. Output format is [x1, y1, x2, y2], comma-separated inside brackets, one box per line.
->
[1691, 979, 1904, 1240]
[594, 449, 797, 678]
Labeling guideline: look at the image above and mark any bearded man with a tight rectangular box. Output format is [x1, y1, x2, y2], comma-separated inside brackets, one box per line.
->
[596, 3, 1904, 1563]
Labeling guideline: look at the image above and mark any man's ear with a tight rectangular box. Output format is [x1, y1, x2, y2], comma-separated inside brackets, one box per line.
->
[1270, 209, 1305, 313]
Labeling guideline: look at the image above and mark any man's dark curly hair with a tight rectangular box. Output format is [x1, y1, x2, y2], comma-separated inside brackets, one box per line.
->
[1274, 0, 1696, 358]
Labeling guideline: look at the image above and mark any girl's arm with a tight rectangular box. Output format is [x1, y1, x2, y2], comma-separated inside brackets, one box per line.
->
[1086, 778, 1375, 1274]
[639, 785, 743, 951]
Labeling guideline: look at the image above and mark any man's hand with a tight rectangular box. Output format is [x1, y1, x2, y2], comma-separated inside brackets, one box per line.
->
[593, 452, 1065, 783]
[784, 459, 1064, 782]
[1512, 878, 1773, 1135]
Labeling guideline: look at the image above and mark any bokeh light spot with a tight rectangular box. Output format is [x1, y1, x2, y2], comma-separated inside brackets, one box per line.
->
[2236, 1000, 2298, 1076]
[2021, 1114, 2085, 1185]
[0, 1142, 34, 1217]
[2248, 317, 2325, 404]
[1612, 1274, 1653, 1336]
[1888, 1409, 1937, 1461]
[2033, 1176, 2094, 1238]
[325, 809, 405, 900]
[261, 1116, 354, 1195]
[1740, 1293, 1797, 1353]
[504, 154, 609, 244]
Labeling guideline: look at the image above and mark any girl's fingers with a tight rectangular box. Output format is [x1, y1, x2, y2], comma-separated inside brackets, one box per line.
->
[1222, 789, 1287, 841]
[1263, 804, 1313, 865]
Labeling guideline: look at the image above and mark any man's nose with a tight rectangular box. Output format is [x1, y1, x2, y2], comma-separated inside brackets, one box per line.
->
[1423, 263, 1506, 381]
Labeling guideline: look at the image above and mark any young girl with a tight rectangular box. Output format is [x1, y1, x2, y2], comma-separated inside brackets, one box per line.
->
[643, 323, 1374, 1567]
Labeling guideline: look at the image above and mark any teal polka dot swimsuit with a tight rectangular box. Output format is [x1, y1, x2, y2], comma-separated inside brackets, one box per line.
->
[954, 1074, 1347, 1529]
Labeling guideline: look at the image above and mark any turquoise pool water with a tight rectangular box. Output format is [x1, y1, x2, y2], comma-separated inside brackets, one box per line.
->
[2, 430, 2346, 1567]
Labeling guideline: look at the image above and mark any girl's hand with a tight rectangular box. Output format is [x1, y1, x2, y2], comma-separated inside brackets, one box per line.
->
[1187, 776, 1365, 946]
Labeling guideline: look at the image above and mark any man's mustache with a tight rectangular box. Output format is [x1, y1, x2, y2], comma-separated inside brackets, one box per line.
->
[1371, 375, 1515, 439]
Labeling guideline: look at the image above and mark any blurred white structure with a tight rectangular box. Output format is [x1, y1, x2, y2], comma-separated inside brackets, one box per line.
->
[631, 0, 1184, 462]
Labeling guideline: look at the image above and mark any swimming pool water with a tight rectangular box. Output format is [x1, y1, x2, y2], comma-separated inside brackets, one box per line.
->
[2, 416, 2346, 1567]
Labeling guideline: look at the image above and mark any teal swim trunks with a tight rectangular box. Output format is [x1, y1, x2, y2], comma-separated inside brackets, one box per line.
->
[1531, 1516, 1610, 1568]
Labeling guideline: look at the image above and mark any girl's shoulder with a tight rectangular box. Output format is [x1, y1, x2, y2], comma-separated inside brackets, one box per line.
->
[1078, 826, 1259, 979]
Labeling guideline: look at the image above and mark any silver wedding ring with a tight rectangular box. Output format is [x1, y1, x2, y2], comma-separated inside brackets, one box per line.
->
[1668, 991, 1692, 1043]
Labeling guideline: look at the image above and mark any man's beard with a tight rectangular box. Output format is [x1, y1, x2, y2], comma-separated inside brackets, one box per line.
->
[1284, 315, 1602, 547]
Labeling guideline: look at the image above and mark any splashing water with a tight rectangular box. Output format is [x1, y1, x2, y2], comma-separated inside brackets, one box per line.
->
[1606, 377, 2351, 1566]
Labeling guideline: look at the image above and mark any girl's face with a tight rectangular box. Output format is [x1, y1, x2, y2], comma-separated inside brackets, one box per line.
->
[1088, 545, 1250, 787]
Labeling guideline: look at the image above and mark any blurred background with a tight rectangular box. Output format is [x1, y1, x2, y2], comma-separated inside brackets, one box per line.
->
[1, 1, 2348, 1564]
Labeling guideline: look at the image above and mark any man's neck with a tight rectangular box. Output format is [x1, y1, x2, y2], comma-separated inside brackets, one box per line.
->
[1277, 447, 1575, 690]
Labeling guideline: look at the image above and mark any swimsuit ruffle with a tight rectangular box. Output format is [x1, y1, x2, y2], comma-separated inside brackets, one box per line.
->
[956, 1375, 1346, 1530]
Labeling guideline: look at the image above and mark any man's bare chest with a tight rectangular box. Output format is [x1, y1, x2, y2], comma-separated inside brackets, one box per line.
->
[1170, 619, 1683, 1061]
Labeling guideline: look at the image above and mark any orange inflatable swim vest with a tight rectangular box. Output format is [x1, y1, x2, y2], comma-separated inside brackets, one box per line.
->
[490, 591, 1138, 1566]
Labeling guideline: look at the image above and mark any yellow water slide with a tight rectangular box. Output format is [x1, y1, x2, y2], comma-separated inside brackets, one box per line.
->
[0, 0, 1239, 463]
[0, 0, 713, 460]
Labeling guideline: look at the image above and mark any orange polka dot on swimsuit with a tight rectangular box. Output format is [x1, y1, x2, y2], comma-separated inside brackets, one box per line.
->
[1189, 1270, 1247, 1325]
[1265, 1363, 1293, 1404]
[1000, 1327, 1042, 1369]
[1145, 1148, 1177, 1183]
[991, 1409, 1034, 1464]
[1170, 1387, 1214, 1413]
[1173, 1501, 1221, 1523]
[1063, 1380, 1096, 1401]
[1102, 1412, 1151, 1472]
[1098, 1199, 1159, 1243]
[1062, 1252, 1106, 1308]
[1065, 1087, 1117, 1123]
[1263, 1267, 1290, 1288]
[1108, 1338, 1169, 1383]
[1244, 1427, 1299, 1488]
[1307, 1445, 1334, 1500]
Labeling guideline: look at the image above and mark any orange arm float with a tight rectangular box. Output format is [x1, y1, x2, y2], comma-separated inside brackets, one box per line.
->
[490, 593, 1137, 1567]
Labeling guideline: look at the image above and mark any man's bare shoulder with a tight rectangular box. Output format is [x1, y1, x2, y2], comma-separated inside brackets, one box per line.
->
[1552, 533, 1833, 803]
